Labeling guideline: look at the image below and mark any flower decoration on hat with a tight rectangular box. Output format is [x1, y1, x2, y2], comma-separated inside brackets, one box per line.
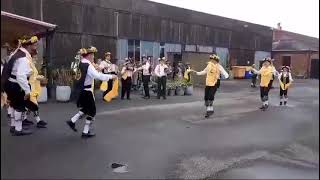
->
[19, 35, 39, 46]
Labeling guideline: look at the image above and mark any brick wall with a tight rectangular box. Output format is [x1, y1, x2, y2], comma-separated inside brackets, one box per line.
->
[272, 52, 319, 78]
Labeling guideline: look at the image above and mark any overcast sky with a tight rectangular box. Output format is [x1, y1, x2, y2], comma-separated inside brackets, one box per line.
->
[149, 0, 319, 38]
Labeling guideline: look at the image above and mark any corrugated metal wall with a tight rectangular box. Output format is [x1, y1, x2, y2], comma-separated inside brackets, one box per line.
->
[1, 0, 273, 67]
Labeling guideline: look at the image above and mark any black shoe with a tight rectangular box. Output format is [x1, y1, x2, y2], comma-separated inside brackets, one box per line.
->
[259, 105, 265, 109]
[157, 97, 160, 99]
[127, 98, 131, 100]
[12, 129, 32, 136]
[66, 120, 77, 132]
[280, 102, 283, 106]
[204, 112, 210, 118]
[22, 119, 34, 126]
[284, 101, 287, 105]
[37, 120, 47, 128]
[81, 131, 96, 138]
[163, 97, 166, 99]
[10, 126, 14, 133]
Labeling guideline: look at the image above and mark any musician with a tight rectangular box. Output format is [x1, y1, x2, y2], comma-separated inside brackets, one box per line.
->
[99, 52, 118, 99]
[121, 58, 135, 100]
[154, 57, 168, 99]
[136, 57, 151, 99]
[66, 46, 117, 138]
[193, 54, 229, 118]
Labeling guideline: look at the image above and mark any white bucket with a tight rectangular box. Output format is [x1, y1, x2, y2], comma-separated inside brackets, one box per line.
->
[56, 86, 71, 102]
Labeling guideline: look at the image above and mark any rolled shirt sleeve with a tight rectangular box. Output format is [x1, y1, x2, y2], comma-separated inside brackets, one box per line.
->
[87, 64, 113, 81]
[218, 64, 229, 79]
[16, 57, 31, 94]
[196, 66, 208, 75]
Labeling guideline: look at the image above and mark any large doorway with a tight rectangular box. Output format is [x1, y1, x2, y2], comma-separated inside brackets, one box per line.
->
[310, 59, 319, 79]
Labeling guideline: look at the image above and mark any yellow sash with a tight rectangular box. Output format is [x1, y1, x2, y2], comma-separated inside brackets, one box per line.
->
[28, 58, 42, 105]
[206, 62, 219, 86]
[100, 81, 108, 91]
[260, 66, 273, 87]
[103, 79, 119, 102]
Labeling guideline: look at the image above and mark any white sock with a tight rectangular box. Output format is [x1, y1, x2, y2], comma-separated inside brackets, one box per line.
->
[35, 116, 41, 123]
[7, 106, 14, 115]
[71, 111, 84, 123]
[209, 106, 214, 111]
[206, 106, 210, 111]
[14, 111, 22, 131]
[83, 120, 91, 134]
[23, 113, 28, 120]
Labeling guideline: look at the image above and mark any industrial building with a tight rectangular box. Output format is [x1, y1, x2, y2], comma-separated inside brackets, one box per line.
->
[1, 0, 273, 75]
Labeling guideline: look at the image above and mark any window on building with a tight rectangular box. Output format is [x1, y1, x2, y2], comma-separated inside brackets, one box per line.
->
[160, 42, 165, 58]
[128, 40, 134, 59]
[282, 56, 291, 67]
[128, 40, 140, 61]
[134, 40, 140, 62]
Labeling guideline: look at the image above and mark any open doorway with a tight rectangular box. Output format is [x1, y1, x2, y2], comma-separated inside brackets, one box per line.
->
[282, 56, 291, 66]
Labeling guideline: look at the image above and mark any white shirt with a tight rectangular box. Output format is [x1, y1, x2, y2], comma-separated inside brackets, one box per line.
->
[154, 64, 168, 77]
[9, 48, 32, 94]
[99, 60, 112, 73]
[121, 66, 134, 77]
[196, 63, 229, 79]
[137, 62, 151, 75]
[82, 58, 113, 91]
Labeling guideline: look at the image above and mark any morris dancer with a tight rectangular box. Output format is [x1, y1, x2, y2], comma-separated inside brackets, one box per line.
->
[66, 46, 117, 138]
[2, 36, 40, 135]
[193, 54, 229, 118]
[278, 66, 293, 106]
[251, 58, 278, 111]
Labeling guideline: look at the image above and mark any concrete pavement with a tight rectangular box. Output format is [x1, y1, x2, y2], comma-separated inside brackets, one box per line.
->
[1, 79, 319, 179]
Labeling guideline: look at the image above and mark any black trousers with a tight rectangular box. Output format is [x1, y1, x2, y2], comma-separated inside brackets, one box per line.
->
[121, 77, 132, 99]
[268, 78, 274, 89]
[204, 85, 218, 102]
[260, 86, 270, 102]
[157, 76, 167, 98]
[142, 75, 150, 97]
[77, 90, 96, 118]
[4, 81, 26, 112]
[280, 88, 288, 97]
